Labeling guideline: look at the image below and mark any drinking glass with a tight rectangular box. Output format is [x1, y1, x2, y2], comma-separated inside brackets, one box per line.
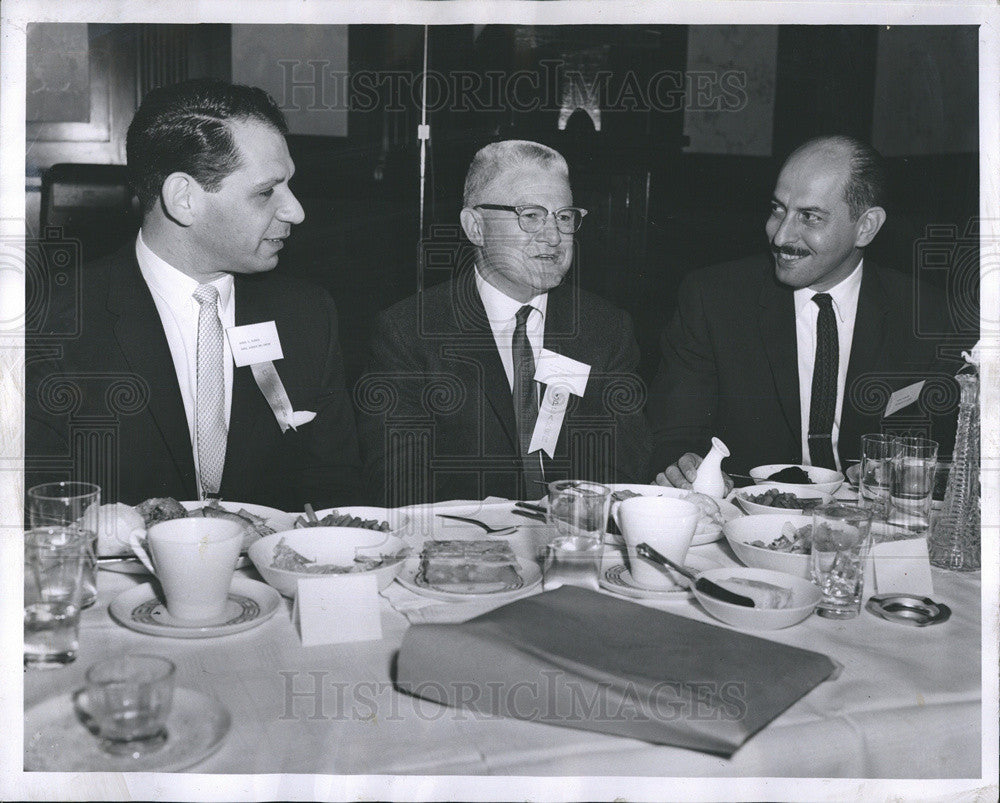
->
[858, 434, 893, 520]
[544, 480, 610, 589]
[887, 437, 938, 532]
[85, 654, 176, 756]
[810, 504, 873, 619]
[24, 527, 89, 667]
[28, 482, 101, 608]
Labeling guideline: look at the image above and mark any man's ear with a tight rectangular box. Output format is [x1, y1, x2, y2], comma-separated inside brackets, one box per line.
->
[855, 206, 886, 248]
[460, 207, 485, 247]
[160, 172, 197, 227]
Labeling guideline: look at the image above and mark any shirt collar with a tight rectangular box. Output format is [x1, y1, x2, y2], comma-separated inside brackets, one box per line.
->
[474, 266, 548, 325]
[135, 230, 234, 309]
[793, 258, 863, 324]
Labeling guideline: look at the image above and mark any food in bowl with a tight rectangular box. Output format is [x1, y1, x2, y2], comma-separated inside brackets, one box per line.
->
[693, 567, 822, 629]
[714, 577, 793, 609]
[766, 466, 813, 484]
[294, 509, 390, 531]
[271, 537, 388, 573]
[419, 540, 521, 590]
[750, 522, 813, 554]
[133, 497, 275, 550]
[743, 488, 824, 510]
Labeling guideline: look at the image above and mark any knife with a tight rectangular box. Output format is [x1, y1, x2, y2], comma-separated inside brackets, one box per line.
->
[636, 542, 755, 608]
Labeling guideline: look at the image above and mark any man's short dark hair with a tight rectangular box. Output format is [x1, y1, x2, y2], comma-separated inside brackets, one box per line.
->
[126, 78, 288, 216]
[791, 135, 888, 220]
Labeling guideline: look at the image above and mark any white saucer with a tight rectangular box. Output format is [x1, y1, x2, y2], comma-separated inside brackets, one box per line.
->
[599, 551, 721, 600]
[606, 484, 742, 545]
[25, 687, 230, 772]
[396, 556, 543, 602]
[109, 576, 281, 638]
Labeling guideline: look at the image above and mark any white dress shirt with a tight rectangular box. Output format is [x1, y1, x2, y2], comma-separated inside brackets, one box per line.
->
[474, 267, 548, 390]
[794, 260, 863, 472]
[135, 232, 235, 490]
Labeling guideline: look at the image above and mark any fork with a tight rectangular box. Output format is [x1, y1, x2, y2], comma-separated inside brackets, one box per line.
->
[435, 514, 518, 535]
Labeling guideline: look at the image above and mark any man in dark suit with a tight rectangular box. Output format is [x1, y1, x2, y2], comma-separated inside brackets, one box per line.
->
[356, 140, 650, 505]
[26, 79, 360, 511]
[649, 135, 963, 487]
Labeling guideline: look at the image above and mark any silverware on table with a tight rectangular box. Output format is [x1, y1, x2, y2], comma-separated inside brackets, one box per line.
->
[435, 514, 518, 535]
[511, 508, 546, 523]
[515, 501, 547, 514]
[636, 542, 755, 608]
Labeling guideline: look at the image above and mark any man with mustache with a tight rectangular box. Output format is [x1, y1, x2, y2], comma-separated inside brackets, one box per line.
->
[356, 140, 650, 505]
[26, 79, 361, 509]
[648, 135, 963, 487]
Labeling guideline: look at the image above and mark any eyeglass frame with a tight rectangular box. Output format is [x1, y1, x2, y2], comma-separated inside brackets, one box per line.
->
[473, 203, 588, 234]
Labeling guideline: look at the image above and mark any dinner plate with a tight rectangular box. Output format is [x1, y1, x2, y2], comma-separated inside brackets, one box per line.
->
[101, 501, 296, 575]
[599, 551, 721, 600]
[109, 576, 281, 638]
[25, 687, 230, 772]
[606, 484, 742, 545]
[396, 555, 543, 602]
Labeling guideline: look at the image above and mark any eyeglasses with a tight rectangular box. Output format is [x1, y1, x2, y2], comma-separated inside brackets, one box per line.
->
[474, 204, 588, 234]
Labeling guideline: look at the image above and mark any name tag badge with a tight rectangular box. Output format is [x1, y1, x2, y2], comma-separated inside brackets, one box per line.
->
[226, 321, 284, 367]
[884, 380, 925, 418]
[528, 351, 592, 458]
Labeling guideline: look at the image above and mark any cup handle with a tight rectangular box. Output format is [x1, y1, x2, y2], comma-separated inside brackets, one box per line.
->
[128, 531, 156, 574]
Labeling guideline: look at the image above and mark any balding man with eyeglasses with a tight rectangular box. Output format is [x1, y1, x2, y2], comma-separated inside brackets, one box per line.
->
[356, 140, 650, 506]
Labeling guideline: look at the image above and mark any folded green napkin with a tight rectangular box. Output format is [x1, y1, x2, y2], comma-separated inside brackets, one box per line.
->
[396, 586, 836, 756]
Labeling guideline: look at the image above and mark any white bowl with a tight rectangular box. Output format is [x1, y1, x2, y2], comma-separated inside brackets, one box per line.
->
[749, 463, 844, 495]
[305, 506, 410, 536]
[248, 527, 408, 597]
[693, 567, 822, 630]
[723, 514, 813, 578]
[734, 483, 832, 516]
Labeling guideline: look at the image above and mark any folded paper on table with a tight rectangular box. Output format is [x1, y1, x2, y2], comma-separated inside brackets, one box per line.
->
[872, 537, 934, 596]
[395, 586, 836, 756]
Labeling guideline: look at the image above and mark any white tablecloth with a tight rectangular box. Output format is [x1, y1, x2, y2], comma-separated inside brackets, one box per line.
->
[22, 500, 984, 782]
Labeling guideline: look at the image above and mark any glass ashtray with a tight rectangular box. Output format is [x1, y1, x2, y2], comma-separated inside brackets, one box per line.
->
[865, 594, 951, 627]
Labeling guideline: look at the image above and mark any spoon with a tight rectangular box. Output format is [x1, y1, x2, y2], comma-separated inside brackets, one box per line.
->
[635, 542, 755, 608]
[435, 514, 518, 535]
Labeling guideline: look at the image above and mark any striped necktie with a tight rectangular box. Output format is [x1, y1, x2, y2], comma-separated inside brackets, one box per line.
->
[193, 283, 227, 495]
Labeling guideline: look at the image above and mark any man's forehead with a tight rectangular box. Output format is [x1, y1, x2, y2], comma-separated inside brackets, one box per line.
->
[228, 118, 293, 176]
[775, 150, 850, 209]
[484, 165, 571, 201]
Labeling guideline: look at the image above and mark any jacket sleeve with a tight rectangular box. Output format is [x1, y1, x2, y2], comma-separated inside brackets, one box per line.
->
[645, 272, 719, 475]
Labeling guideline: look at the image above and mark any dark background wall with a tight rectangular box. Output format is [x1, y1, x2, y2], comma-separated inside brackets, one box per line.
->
[26, 23, 980, 384]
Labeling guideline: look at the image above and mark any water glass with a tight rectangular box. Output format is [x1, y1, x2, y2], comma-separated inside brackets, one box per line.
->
[858, 434, 894, 520]
[810, 504, 873, 619]
[85, 655, 176, 757]
[888, 437, 938, 532]
[28, 482, 101, 608]
[544, 480, 611, 589]
[24, 527, 89, 668]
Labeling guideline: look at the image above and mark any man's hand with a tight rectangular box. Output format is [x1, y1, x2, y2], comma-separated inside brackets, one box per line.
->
[654, 452, 734, 494]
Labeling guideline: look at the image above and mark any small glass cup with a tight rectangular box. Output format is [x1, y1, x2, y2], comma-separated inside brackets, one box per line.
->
[85, 654, 176, 757]
[544, 480, 610, 589]
[887, 436, 938, 533]
[858, 434, 894, 520]
[28, 482, 101, 608]
[24, 527, 89, 668]
[810, 504, 874, 619]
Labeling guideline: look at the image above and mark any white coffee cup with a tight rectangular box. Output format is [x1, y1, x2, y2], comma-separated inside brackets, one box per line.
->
[129, 518, 244, 621]
[615, 497, 701, 590]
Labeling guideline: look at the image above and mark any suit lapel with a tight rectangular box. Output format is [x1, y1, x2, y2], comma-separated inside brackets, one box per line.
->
[451, 272, 519, 451]
[757, 271, 802, 445]
[841, 262, 890, 456]
[106, 251, 197, 496]
[221, 276, 274, 491]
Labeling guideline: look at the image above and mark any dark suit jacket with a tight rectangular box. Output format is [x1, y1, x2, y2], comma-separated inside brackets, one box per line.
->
[26, 245, 361, 511]
[646, 255, 966, 477]
[356, 271, 651, 505]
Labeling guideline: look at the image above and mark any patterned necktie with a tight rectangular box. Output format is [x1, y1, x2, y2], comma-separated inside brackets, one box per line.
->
[808, 292, 838, 470]
[512, 305, 544, 493]
[193, 284, 227, 495]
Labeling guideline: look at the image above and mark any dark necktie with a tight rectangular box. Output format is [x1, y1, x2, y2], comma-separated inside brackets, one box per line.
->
[512, 305, 544, 492]
[808, 292, 838, 470]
